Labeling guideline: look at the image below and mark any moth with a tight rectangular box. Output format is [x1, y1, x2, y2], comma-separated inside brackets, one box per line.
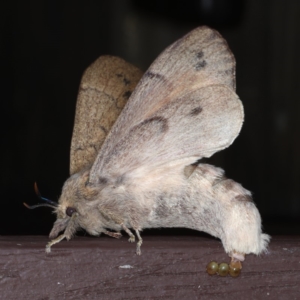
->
[26, 26, 270, 275]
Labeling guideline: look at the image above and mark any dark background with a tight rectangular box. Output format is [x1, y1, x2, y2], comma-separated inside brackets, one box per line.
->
[1, 0, 299, 235]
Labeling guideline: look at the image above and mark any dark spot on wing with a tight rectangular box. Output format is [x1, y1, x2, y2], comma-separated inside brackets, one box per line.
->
[88, 143, 98, 153]
[235, 194, 253, 202]
[98, 177, 108, 185]
[189, 106, 203, 117]
[123, 91, 132, 99]
[123, 78, 130, 85]
[194, 51, 207, 71]
[141, 116, 168, 133]
[195, 60, 207, 71]
[145, 71, 164, 80]
[74, 146, 84, 152]
[99, 126, 108, 134]
[115, 73, 131, 85]
[197, 51, 204, 59]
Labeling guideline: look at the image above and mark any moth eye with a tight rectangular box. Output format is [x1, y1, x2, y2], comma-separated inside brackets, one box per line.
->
[66, 207, 77, 217]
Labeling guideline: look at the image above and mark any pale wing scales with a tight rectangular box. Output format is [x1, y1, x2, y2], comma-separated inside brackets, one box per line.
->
[91, 85, 243, 180]
[89, 27, 242, 183]
[96, 26, 235, 152]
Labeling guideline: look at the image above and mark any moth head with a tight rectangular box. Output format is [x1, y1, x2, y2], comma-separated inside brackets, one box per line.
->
[25, 171, 109, 251]
[49, 170, 106, 240]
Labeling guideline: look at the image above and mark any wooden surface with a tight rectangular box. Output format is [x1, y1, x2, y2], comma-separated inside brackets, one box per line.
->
[1, 235, 300, 299]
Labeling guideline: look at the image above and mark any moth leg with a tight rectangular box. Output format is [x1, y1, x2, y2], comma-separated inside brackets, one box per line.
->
[45, 234, 66, 253]
[99, 208, 134, 241]
[121, 223, 135, 243]
[135, 229, 143, 255]
[103, 230, 122, 239]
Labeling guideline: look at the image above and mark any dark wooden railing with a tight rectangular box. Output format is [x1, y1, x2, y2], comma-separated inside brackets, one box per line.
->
[1, 235, 299, 299]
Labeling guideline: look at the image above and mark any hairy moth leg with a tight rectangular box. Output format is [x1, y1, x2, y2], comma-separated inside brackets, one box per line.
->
[121, 224, 143, 255]
[46, 234, 66, 253]
[103, 230, 122, 239]
[100, 208, 141, 252]
[135, 229, 143, 255]
[121, 223, 135, 243]
[46, 212, 79, 253]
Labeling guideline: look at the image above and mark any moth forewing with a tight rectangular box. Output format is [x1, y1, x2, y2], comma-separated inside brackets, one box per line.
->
[70, 56, 143, 175]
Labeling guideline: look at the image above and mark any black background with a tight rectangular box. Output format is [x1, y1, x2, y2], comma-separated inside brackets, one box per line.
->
[1, 0, 299, 235]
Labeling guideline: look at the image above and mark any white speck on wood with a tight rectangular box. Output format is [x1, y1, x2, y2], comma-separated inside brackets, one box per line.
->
[119, 265, 134, 269]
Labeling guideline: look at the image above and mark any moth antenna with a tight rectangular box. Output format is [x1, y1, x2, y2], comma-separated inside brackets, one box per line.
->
[34, 182, 58, 206]
[23, 183, 58, 210]
[23, 202, 57, 210]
